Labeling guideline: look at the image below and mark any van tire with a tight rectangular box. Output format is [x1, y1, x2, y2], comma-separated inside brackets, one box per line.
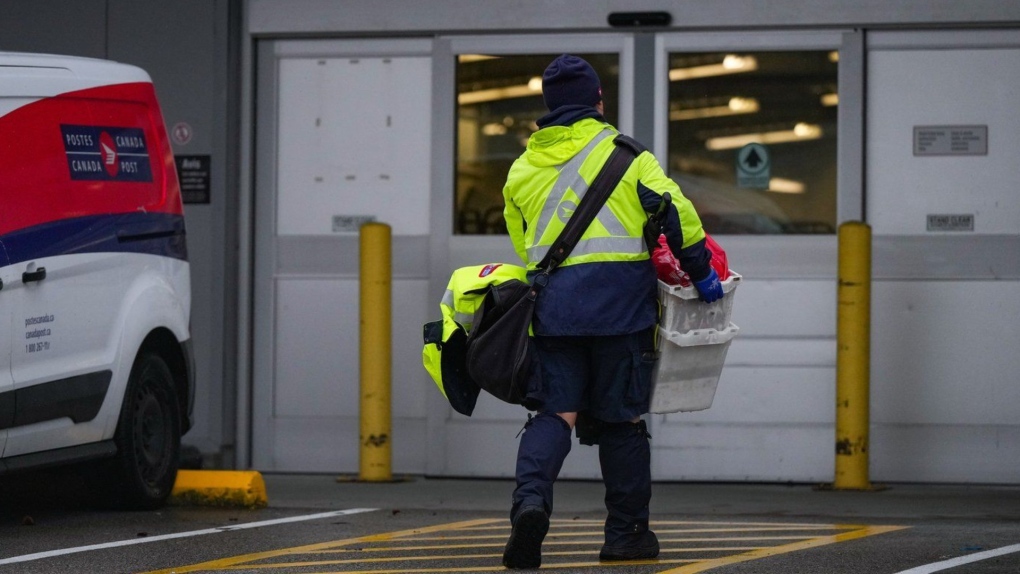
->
[105, 352, 182, 509]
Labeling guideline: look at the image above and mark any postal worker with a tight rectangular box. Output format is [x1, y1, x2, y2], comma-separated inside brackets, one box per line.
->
[499, 53, 723, 569]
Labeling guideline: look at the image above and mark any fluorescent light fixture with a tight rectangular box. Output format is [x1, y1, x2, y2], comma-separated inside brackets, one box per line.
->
[821, 93, 839, 107]
[670, 97, 759, 121]
[458, 76, 543, 105]
[481, 122, 508, 136]
[458, 54, 498, 63]
[704, 122, 823, 150]
[768, 177, 805, 194]
[669, 55, 758, 81]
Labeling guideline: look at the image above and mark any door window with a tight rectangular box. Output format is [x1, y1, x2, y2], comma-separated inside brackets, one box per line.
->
[454, 53, 619, 235]
[665, 50, 838, 234]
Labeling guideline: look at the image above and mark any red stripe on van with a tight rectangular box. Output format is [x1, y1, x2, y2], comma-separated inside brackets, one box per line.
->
[0, 82, 182, 237]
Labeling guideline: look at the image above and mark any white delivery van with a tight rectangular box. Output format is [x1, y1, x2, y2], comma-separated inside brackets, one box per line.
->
[0, 52, 193, 509]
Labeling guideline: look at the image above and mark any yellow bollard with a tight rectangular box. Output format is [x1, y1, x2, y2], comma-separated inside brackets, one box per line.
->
[359, 222, 392, 482]
[834, 221, 872, 490]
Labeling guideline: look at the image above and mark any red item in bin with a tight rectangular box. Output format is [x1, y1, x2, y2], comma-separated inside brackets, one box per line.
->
[705, 234, 730, 281]
[652, 233, 729, 285]
[652, 235, 690, 286]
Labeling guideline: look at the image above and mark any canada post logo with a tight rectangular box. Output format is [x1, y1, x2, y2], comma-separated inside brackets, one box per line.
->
[479, 263, 503, 277]
[60, 125, 153, 182]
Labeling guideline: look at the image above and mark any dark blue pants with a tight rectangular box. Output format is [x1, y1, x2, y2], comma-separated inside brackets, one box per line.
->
[512, 329, 656, 531]
[511, 412, 572, 521]
[534, 328, 656, 422]
[599, 420, 652, 543]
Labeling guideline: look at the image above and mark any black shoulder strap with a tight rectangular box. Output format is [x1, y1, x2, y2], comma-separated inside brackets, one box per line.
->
[537, 134, 640, 272]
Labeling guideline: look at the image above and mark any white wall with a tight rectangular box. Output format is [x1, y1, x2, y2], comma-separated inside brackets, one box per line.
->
[867, 32, 1020, 483]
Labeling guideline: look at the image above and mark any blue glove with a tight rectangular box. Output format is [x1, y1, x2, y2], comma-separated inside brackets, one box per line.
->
[692, 268, 724, 303]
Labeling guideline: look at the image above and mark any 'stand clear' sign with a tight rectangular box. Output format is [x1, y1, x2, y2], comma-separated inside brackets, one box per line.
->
[332, 215, 376, 233]
[926, 214, 974, 232]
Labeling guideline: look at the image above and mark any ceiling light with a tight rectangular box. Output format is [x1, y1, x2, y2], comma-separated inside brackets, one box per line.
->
[458, 54, 499, 63]
[481, 122, 508, 136]
[768, 177, 805, 194]
[828, 51, 840, 63]
[669, 55, 758, 81]
[821, 93, 839, 107]
[670, 97, 760, 121]
[793, 122, 820, 137]
[459, 77, 543, 105]
[723, 55, 753, 69]
[704, 123, 823, 150]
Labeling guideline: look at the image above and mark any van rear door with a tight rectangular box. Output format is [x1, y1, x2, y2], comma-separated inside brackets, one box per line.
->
[1, 79, 172, 455]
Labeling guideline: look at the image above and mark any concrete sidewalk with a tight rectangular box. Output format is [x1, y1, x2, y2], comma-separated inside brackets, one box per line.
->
[262, 473, 1020, 522]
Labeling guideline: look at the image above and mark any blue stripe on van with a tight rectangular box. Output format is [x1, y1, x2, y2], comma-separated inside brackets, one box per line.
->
[1, 212, 187, 265]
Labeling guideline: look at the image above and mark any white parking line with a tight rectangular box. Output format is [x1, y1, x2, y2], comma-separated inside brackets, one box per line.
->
[893, 543, 1020, 574]
[0, 508, 377, 566]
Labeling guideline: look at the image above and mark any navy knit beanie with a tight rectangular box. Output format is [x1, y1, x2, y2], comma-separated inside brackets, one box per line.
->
[542, 54, 602, 111]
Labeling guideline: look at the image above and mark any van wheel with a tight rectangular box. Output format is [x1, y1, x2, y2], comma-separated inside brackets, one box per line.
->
[106, 352, 181, 509]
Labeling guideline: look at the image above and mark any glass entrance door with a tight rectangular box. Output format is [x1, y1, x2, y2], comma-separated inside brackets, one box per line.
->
[650, 30, 858, 482]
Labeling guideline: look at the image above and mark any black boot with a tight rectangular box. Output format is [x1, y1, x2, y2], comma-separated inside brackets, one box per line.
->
[598, 420, 659, 561]
[503, 506, 549, 569]
[503, 413, 572, 569]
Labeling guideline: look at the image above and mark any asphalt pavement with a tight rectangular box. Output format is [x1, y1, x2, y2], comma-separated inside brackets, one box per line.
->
[265, 473, 1020, 523]
[1, 472, 1018, 573]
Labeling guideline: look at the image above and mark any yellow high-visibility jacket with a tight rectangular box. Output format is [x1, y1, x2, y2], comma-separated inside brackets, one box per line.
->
[422, 263, 528, 416]
[503, 117, 711, 336]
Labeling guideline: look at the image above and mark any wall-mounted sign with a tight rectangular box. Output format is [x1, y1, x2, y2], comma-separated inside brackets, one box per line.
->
[332, 214, 376, 233]
[172, 122, 194, 146]
[736, 142, 770, 189]
[927, 213, 974, 232]
[175, 155, 210, 204]
[914, 125, 987, 156]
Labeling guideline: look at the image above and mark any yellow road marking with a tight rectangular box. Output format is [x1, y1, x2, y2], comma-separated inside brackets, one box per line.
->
[319, 545, 763, 554]
[393, 525, 837, 541]
[142, 517, 909, 574]
[137, 519, 496, 574]
[217, 559, 701, 572]
[332, 539, 789, 551]
[656, 525, 911, 573]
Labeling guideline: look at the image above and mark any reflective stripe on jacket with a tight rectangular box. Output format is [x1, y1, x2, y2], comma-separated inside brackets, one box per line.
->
[440, 263, 528, 333]
[423, 262, 528, 406]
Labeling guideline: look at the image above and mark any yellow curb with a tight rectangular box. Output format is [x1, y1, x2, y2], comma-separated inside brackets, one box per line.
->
[170, 470, 268, 509]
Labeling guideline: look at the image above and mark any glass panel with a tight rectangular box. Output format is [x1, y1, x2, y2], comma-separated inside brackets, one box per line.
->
[667, 50, 838, 234]
[455, 53, 619, 235]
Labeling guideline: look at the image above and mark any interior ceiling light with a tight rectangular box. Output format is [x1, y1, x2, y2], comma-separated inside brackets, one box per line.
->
[828, 50, 840, 63]
[768, 177, 805, 194]
[670, 96, 759, 121]
[669, 55, 758, 81]
[704, 122, 823, 150]
[481, 122, 508, 136]
[458, 76, 542, 105]
[821, 93, 839, 107]
[458, 54, 499, 63]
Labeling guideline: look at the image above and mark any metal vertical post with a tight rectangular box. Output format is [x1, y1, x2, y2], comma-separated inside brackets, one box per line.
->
[359, 222, 392, 482]
[834, 221, 872, 489]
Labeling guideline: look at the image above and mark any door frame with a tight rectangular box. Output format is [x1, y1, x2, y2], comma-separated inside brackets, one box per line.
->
[251, 38, 434, 471]
[428, 33, 635, 478]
